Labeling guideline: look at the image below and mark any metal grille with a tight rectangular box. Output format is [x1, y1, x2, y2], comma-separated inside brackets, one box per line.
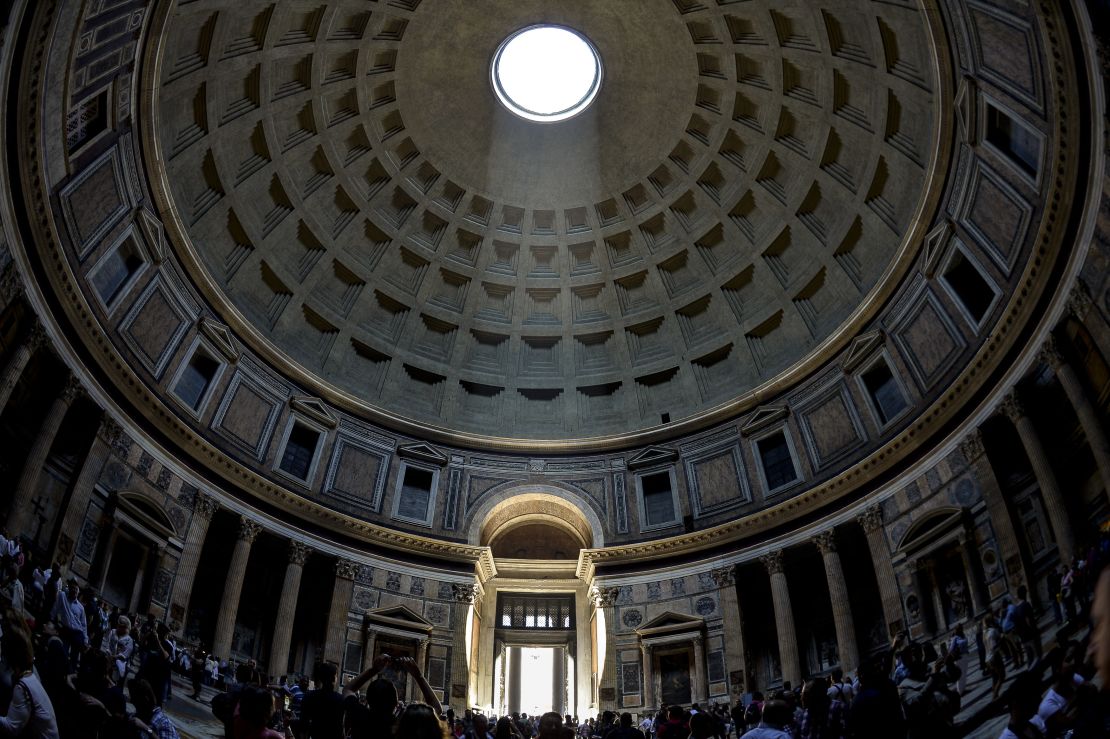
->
[496, 593, 575, 630]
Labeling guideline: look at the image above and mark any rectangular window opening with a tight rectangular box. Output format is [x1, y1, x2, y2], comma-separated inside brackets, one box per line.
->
[942, 251, 995, 324]
[985, 104, 1040, 177]
[174, 350, 220, 411]
[278, 422, 321, 481]
[641, 470, 676, 528]
[757, 432, 798, 491]
[396, 465, 434, 522]
[862, 359, 908, 425]
[91, 238, 144, 307]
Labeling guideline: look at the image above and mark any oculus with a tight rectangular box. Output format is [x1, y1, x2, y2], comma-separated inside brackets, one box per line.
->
[491, 25, 602, 123]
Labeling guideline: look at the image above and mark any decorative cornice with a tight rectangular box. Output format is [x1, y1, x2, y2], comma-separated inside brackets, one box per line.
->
[288, 540, 312, 565]
[759, 550, 784, 575]
[238, 518, 263, 543]
[198, 316, 239, 363]
[740, 406, 789, 436]
[922, 220, 953, 278]
[814, 530, 838, 554]
[856, 504, 884, 534]
[290, 395, 339, 430]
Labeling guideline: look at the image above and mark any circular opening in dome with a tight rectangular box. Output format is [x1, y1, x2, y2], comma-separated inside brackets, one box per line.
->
[491, 25, 602, 123]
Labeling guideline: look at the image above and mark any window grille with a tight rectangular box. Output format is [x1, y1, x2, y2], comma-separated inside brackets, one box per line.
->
[496, 593, 575, 630]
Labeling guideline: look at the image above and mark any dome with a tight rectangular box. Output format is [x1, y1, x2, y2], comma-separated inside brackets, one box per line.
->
[148, 0, 943, 443]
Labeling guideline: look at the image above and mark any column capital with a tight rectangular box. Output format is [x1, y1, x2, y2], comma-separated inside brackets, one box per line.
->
[959, 428, 986, 461]
[96, 414, 134, 458]
[710, 565, 737, 588]
[999, 390, 1026, 423]
[0, 264, 24, 305]
[451, 583, 479, 603]
[856, 504, 885, 533]
[334, 558, 360, 581]
[238, 517, 263, 543]
[759, 550, 785, 575]
[60, 374, 84, 404]
[814, 530, 838, 554]
[1039, 335, 1066, 370]
[588, 585, 620, 608]
[288, 540, 312, 565]
[193, 491, 220, 520]
[26, 320, 47, 352]
[1066, 281, 1093, 320]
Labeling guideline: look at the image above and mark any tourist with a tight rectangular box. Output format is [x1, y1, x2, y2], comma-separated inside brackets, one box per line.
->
[0, 614, 60, 738]
[997, 671, 1046, 739]
[947, 624, 969, 696]
[1013, 585, 1041, 663]
[984, 614, 1007, 701]
[1, 564, 26, 625]
[689, 712, 723, 739]
[50, 578, 87, 667]
[468, 713, 494, 738]
[740, 699, 791, 739]
[102, 614, 135, 683]
[493, 716, 522, 739]
[235, 684, 287, 739]
[299, 662, 344, 739]
[797, 677, 846, 739]
[609, 711, 646, 739]
[343, 653, 443, 737]
[129, 678, 180, 739]
[395, 703, 450, 739]
[848, 657, 905, 739]
[638, 711, 655, 737]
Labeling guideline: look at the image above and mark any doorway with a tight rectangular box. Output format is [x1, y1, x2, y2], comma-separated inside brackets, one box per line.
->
[503, 645, 570, 717]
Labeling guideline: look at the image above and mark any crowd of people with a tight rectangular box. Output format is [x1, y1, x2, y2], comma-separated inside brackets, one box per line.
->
[1, 528, 1109, 738]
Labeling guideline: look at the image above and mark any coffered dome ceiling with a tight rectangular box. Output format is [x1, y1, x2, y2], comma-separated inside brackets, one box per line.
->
[150, 0, 943, 441]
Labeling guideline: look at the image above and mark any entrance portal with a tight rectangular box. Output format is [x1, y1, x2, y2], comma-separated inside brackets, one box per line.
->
[502, 645, 571, 717]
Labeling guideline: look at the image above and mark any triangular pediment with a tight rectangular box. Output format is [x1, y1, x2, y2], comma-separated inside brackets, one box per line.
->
[398, 442, 448, 466]
[290, 395, 338, 429]
[922, 220, 952, 278]
[740, 405, 788, 436]
[627, 446, 678, 470]
[199, 317, 240, 362]
[137, 206, 167, 264]
[636, 611, 705, 636]
[842, 330, 885, 372]
[365, 605, 434, 633]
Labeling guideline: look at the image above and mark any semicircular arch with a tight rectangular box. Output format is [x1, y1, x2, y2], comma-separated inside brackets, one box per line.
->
[466, 482, 605, 549]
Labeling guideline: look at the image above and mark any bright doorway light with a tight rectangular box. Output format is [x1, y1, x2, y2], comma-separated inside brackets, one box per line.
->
[519, 647, 556, 715]
[492, 25, 602, 123]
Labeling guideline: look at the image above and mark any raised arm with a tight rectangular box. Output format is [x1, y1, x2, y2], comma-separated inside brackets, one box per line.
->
[399, 656, 443, 715]
[344, 653, 392, 698]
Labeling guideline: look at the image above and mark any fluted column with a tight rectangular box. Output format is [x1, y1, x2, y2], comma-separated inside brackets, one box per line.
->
[169, 491, 219, 624]
[925, 562, 947, 633]
[640, 643, 655, 709]
[52, 415, 116, 568]
[324, 558, 359, 665]
[589, 585, 620, 708]
[856, 505, 904, 637]
[212, 517, 262, 660]
[760, 550, 801, 687]
[1002, 392, 1077, 563]
[692, 634, 707, 704]
[412, 638, 430, 701]
[0, 323, 44, 417]
[8, 374, 81, 537]
[362, 629, 378, 671]
[815, 531, 860, 673]
[960, 429, 1030, 592]
[958, 534, 987, 617]
[269, 541, 311, 680]
[713, 565, 748, 697]
[1042, 337, 1110, 501]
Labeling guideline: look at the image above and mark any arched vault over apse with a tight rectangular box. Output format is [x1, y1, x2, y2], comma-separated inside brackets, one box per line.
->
[466, 483, 605, 553]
